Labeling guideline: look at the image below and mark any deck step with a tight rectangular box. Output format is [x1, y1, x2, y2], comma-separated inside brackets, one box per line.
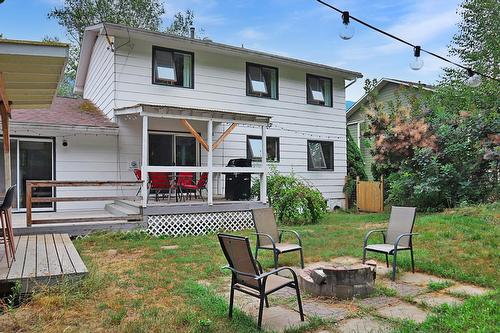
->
[105, 202, 140, 216]
[114, 199, 142, 211]
[31, 215, 143, 224]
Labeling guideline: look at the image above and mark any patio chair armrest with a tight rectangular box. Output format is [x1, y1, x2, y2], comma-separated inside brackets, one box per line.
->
[394, 233, 419, 248]
[363, 229, 386, 248]
[278, 229, 302, 246]
[255, 260, 264, 274]
[222, 265, 259, 279]
[256, 267, 298, 282]
[253, 232, 277, 250]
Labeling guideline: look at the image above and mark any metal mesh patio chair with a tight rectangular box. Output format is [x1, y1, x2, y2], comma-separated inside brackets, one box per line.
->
[362, 206, 418, 280]
[252, 207, 304, 269]
[218, 233, 304, 329]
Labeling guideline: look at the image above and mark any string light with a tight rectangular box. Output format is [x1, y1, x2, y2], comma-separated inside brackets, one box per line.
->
[316, 0, 500, 86]
[409, 46, 424, 71]
[339, 11, 354, 40]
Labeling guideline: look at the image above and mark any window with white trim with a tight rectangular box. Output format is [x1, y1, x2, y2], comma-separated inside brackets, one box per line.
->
[306, 74, 332, 107]
[307, 140, 334, 170]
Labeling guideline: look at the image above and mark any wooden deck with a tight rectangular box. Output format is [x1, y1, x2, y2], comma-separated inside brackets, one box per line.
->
[0, 234, 88, 292]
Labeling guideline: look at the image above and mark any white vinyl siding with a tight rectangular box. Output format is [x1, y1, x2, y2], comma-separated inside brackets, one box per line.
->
[111, 37, 348, 207]
[83, 35, 115, 119]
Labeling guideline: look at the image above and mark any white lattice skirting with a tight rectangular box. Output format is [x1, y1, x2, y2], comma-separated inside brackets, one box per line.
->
[147, 211, 254, 237]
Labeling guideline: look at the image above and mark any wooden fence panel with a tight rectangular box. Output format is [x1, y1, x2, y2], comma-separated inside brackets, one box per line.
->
[356, 176, 384, 212]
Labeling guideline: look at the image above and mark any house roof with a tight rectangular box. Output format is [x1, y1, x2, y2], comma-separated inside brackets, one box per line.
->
[0, 38, 69, 109]
[75, 23, 363, 94]
[11, 96, 118, 129]
[346, 77, 435, 119]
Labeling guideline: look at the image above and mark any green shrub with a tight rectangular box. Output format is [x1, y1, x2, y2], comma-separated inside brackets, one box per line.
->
[252, 169, 327, 225]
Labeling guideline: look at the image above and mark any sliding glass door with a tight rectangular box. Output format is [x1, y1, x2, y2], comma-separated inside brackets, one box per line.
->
[0, 137, 54, 211]
[149, 132, 199, 166]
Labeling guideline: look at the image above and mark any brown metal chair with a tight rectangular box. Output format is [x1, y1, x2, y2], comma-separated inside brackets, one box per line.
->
[0, 185, 16, 267]
[362, 206, 418, 280]
[252, 208, 304, 269]
[218, 233, 304, 329]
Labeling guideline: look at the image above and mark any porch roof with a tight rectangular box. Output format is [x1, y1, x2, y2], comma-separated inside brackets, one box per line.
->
[115, 104, 271, 125]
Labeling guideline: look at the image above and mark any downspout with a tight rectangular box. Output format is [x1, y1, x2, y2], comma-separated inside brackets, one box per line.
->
[345, 77, 357, 89]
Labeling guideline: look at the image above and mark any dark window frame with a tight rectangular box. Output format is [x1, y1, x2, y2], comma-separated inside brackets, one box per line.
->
[246, 135, 280, 162]
[246, 62, 279, 100]
[148, 131, 200, 166]
[307, 140, 334, 171]
[152, 46, 195, 89]
[306, 73, 333, 107]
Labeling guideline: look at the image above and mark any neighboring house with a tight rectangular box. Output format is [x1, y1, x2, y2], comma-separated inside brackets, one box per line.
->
[346, 78, 434, 179]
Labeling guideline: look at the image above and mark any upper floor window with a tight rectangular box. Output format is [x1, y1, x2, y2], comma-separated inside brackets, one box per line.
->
[152, 46, 194, 88]
[306, 74, 332, 107]
[307, 140, 334, 171]
[247, 136, 280, 162]
[246, 63, 278, 99]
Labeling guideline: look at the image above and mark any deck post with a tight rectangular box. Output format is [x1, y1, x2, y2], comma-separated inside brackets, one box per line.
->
[141, 115, 149, 208]
[207, 119, 213, 205]
[260, 125, 267, 204]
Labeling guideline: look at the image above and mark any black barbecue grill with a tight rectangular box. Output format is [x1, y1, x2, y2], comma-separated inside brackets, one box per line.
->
[225, 158, 252, 201]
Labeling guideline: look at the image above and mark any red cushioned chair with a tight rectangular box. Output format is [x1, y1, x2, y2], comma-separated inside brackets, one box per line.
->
[180, 172, 208, 201]
[149, 172, 176, 202]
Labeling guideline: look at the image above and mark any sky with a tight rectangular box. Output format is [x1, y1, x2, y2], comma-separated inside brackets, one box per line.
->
[0, 0, 462, 101]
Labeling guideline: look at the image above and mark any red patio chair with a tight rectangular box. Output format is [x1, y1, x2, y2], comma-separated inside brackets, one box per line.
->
[177, 172, 195, 201]
[149, 172, 175, 202]
[181, 172, 208, 201]
[133, 168, 142, 196]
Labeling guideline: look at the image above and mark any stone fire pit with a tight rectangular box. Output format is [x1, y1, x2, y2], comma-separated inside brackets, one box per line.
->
[299, 262, 376, 299]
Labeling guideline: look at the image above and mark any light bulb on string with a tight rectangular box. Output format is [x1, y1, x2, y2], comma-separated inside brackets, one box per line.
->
[339, 11, 354, 40]
[466, 68, 481, 87]
[409, 46, 424, 70]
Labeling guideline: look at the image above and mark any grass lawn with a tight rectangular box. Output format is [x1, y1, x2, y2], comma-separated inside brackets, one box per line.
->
[0, 204, 497, 332]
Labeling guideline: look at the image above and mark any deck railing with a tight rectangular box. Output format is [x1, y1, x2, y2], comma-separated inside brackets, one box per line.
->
[26, 180, 143, 226]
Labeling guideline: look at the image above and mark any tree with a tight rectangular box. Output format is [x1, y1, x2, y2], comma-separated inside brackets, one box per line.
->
[363, 0, 499, 210]
[167, 9, 192, 37]
[48, 0, 165, 96]
[48, 0, 165, 47]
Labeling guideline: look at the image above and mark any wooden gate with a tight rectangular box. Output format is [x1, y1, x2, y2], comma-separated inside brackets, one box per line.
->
[356, 176, 384, 212]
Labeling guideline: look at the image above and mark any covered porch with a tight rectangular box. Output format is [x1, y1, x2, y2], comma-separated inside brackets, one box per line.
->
[115, 104, 272, 210]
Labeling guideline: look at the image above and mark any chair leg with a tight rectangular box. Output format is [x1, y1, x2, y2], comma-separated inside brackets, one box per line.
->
[0, 212, 10, 268]
[410, 248, 415, 273]
[362, 246, 367, 264]
[299, 248, 305, 269]
[5, 210, 15, 260]
[385, 254, 389, 268]
[228, 284, 234, 318]
[257, 292, 265, 329]
[255, 246, 259, 261]
[265, 295, 269, 308]
[392, 250, 398, 281]
[295, 284, 305, 322]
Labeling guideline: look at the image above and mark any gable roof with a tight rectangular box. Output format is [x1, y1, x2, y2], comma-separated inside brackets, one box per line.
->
[11, 96, 117, 129]
[346, 78, 435, 119]
[75, 22, 363, 94]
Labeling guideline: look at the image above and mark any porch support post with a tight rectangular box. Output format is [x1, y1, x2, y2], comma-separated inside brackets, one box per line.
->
[260, 125, 267, 204]
[207, 119, 213, 205]
[141, 115, 149, 208]
[0, 73, 12, 191]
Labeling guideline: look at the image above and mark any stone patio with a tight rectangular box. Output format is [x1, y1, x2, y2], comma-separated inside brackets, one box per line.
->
[212, 256, 493, 332]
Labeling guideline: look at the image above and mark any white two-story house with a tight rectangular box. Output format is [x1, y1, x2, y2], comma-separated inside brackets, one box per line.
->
[4, 23, 362, 235]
